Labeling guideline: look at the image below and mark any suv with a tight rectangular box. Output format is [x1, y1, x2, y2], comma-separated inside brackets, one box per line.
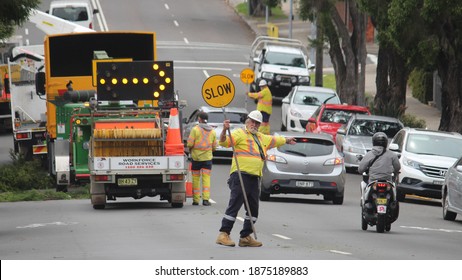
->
[48, 0, 99, 29]
[389, 128, 462, 201]
[249, 36, 314, 100]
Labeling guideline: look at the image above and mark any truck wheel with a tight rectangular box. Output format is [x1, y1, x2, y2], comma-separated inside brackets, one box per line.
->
[171, 202, 183, 208]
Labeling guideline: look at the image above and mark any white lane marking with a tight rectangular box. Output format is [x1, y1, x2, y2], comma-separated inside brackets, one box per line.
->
[164, 3, 170, 10]
[175, 60, 247, 65]
[401, 226, 462, 233]
[25, 28, 29, 35]
[175, 66, 231, 71]
[329, 250, 352, 255]
[174, 20, 179, 27]
[17, 222, 78, 229]
[26, 39, 30, 46]
[92, 0, 108, 31]
[272, 234, 291, 240]
[184, 37, 189, 44]
[209, 199, 216, 204]
[203, 70, 210, 78]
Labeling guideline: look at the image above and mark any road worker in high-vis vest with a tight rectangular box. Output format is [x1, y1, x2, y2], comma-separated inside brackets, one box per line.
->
[187, 112, 217, 206]
[247, 79, 272, 135]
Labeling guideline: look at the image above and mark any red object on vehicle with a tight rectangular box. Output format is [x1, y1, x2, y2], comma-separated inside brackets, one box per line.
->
[305, 104, 371, 141]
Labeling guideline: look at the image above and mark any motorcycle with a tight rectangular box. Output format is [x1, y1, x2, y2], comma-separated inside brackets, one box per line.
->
[360, 175, 399, 233]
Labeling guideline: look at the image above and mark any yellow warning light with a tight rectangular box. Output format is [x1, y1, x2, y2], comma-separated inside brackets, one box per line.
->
[153, 64, 159, 70]
[159, 84, 165, 91]
[75, 119, 81, 125]
[112, 78, 118, 85]
[159, 71, 165, 77]
[100, 78, 106, 85]
[165, 77, 171, 84]
[143, 78, 149, 84]
[122, 78, 128, 84]
[154, 92, 160, 98]
[133, 78, 139, 84]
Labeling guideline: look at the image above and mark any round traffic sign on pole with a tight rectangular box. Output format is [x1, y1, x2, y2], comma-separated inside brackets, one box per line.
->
[201, 74, 235, 108]
[240, 68, 254, 85]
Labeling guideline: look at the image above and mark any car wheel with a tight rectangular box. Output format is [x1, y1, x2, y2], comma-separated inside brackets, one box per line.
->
[396, 190, 405, 202]
[333, 195, 344, 205]
[260, 189, 270, 201]
[442, 190, 457, 221]
[281, 117, 287, 131]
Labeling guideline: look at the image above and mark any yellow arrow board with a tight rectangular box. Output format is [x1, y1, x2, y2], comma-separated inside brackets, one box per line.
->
[202, 75, 235, 107]
[240, 68, 254, 84]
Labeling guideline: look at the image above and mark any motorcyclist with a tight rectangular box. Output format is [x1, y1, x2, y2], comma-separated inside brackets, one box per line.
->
[358, 132, 401, 203]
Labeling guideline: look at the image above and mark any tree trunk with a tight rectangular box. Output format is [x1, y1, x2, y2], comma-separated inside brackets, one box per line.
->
[438, 59, 462, 132]
[249, 0, 266, 17]
[373, 44, 408, 117]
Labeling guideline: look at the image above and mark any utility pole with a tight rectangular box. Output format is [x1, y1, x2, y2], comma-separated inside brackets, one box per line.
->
[289, 0, 293, 39]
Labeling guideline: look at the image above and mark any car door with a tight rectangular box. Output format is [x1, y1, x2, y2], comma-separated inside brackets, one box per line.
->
[450, 158, 462, 212]
[281, 88, 295, 127]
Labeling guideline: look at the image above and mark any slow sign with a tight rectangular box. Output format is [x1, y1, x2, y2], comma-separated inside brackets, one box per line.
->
[201, 75, 235, 107]
[240, 68, 254, 84]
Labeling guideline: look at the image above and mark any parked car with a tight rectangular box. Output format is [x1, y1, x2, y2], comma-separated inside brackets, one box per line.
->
[336, 114, 403, 170]
[389, 128, 462, 201]
[281, 86, 341, 132]
[48, 0, 99, 29]
[442, 155, 462, 221]
[260, 131, 346, 204]
[182, 106, 248, 159]
[305, 104, 371, 141]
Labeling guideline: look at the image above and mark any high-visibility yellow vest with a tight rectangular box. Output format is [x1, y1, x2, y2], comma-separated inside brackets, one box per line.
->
[219, 127, 286, 177]
[187, 125, 217, 161]
[248, 87, 272, 115]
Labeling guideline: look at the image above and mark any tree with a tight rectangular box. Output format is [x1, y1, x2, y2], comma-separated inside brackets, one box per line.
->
[359, 0, 410, 118]
[299, 0, 368, 105]
[0, 0, 40, 40]
[249, 0, 280, 17]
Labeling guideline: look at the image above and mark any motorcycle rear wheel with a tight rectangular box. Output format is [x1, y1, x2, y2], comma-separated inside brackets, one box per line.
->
[361, 215, 367, 230]
[376, 215, 386, 233]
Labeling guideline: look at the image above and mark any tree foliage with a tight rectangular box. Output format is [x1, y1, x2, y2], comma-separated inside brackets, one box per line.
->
[0, 0, 40, 40]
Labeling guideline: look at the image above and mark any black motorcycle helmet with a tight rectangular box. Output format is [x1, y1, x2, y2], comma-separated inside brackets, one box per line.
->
[372, 132, 388, 148]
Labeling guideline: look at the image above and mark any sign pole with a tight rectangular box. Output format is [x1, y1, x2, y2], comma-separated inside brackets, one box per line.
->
[240, 68, 254, 112]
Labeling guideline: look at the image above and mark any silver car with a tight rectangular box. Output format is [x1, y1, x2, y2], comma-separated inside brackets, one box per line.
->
[182, 106, 248, 159]
[442, 155, 462, 221]
[261, 132, 346, 204]
[335, 114, 403, 170]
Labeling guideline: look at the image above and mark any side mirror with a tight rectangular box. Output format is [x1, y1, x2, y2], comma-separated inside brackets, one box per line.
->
[253, 57, 260, 64]
[337, 127, 346, 135]
[182, 117, 188, 124]
[93, 9, 99, 14]
[35, 72, 46, 96]
[308, 117, 316, 123]
[282, 97, 289, 104]
[388, 143, 399, 152]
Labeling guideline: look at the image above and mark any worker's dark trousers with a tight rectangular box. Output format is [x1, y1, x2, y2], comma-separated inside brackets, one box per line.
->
[219, 171, 259, 238]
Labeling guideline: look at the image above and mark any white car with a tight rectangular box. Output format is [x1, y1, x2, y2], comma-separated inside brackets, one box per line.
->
[389, 128, 462, 201]
[281, 85, 340, 132]
[442, 155, 462, 221]
[48, 0, 99, 29]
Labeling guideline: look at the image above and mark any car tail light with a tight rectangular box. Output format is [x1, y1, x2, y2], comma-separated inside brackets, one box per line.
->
[267, 154, 287, 164]
[95, 175, 109, 181]
[15, 132, 31, 140]
[324, 157, 343, 166]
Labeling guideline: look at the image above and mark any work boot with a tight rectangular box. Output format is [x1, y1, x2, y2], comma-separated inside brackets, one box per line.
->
[202, 200, 211, 206]
[216, 232, 235, 247]
[239, 235, 262, 247]
[192, 201, 199, 206]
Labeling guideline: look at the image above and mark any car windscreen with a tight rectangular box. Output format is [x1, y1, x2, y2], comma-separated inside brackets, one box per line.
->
[406, 134, 462, 158]
[52, 7, 88, 21]
[264, 52, 306, 68]
[293, 91, 340, 106]
[321, 109, 368, 124]
[208, 112, 247, 124]
[278, 138, 334, 157]
[348, 120, 402, 137]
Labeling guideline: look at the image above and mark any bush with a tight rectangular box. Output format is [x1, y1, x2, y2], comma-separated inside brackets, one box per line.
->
[400, 114, 426, 129]
[408, 69, 433, 104]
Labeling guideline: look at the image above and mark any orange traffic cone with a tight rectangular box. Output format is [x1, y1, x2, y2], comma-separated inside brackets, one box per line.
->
[185, 162, 193, 198]
[165, 107, 184, 155]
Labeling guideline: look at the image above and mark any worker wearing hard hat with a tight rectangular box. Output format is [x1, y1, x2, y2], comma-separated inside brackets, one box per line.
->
[187, 112, 217, 206]
[215, 110, 296, 247]
[247, 80, 272, 134]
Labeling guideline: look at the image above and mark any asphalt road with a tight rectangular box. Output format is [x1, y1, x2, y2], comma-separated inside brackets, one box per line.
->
[1, 1, 461, 278]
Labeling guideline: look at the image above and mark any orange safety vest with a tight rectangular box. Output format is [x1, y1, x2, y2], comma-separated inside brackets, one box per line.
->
[187, 125, 217, 161]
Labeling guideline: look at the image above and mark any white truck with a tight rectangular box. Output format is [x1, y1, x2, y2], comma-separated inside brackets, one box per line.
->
[249, 36, 314, 101]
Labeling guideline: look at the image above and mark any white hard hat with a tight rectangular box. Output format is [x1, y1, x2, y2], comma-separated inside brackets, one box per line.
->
[258, 80, 267, 87]
[248, 110, 263, 123]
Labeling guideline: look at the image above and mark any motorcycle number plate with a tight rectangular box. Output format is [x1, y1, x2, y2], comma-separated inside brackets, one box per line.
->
[377, 205, 387, 214]
[296, 181, 314, 187]
[376, 198, 387, 205]
[118, 178, 138, 186]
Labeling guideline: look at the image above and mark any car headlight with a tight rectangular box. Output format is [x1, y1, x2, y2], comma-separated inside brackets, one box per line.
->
[275, 74, 282, 81]
[290, 76, 298, 83]
[298, 76, 310, 83]
[289, 108, 303, 118]
[402, 156, 421, 169]
[262, 72, 274, 79]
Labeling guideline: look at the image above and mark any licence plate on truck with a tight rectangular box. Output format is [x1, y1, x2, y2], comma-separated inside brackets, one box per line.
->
[118, 178, 137, 186]
[296, 181, 314, 187]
